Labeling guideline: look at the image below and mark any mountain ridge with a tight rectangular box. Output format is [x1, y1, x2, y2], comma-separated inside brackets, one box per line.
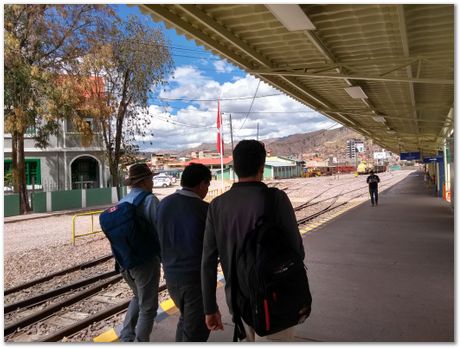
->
[170, 127, 374, 159]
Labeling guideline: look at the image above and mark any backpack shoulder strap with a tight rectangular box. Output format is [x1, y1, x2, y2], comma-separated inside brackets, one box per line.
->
[264, 187, 278, 222]
[132, 190, 151, 207]
[231, 246, 247, 342]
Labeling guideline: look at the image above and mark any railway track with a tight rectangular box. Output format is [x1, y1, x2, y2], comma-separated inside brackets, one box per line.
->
[5, 171, 410, 342]
[4, 254, 118, 341]
[5, 254, 113, 296]
[295, 171, 407, 226]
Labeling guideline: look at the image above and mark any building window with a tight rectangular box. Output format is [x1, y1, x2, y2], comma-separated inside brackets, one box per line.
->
[4, 159, 41, 185]
[25, 125, 36, 136]
[84, 118, 93, 130]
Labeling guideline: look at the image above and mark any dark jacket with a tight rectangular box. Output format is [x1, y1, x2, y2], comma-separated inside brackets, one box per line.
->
[366, 174, 380, 190]
[157, 189, 209, 283]
[201, 181, 305, 315]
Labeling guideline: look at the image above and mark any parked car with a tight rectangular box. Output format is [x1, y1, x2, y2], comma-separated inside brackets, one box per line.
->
[155, 172, 177, 184]
[153, 175, 172, 188]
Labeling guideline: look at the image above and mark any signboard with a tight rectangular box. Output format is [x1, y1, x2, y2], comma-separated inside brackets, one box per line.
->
[400, 152, 421, 161]
[422, 154, 443, 163]
[373, 151, 387, 160]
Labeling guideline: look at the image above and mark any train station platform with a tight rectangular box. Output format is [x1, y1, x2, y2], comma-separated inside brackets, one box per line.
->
[105, 171, 454, 342]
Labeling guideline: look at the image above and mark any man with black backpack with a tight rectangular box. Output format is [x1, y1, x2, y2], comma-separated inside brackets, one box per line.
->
[100, 163, 161, 342]
[201, 140, 311, 342]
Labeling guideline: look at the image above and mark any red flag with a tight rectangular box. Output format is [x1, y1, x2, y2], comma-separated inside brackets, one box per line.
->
[216, 100, 224, 154]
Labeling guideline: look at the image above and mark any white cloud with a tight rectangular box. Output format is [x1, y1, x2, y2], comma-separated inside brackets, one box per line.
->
[212, 60, 234, 73]
[137, 66, 337, 152]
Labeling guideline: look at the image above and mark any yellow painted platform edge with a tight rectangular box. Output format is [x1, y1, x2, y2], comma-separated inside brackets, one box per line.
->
[93, 275, 225, 342]
[93, 328, 118, 342]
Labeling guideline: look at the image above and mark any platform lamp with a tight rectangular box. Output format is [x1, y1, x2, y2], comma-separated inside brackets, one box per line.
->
[265, 5, 316, 31]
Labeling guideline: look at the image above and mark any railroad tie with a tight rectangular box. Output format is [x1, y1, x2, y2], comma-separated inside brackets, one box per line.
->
[93, 273, 226, 342]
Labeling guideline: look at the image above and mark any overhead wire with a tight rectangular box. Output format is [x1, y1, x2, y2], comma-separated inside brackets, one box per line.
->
[158, 93, 283, 102]
[236, 80, 261, 132]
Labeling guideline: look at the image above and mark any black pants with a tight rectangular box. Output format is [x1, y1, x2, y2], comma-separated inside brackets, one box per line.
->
[369, 187, 379, 205]
[166, 279, 210, 342]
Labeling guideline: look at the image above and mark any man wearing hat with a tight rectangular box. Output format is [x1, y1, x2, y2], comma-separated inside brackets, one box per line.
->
[117, 163, 161, 342]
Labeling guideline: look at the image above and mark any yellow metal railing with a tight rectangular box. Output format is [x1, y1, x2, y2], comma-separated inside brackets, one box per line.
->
[71, 210, 104, 245]
[205, 186, 231, 202]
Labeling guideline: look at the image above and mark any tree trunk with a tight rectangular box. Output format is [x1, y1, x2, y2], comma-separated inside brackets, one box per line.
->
[12, 131, 19, 193]
[17, 132, 31, 214]
[109, 162, 121, 200]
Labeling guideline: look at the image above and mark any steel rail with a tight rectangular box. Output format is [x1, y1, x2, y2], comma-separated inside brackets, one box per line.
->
[5, 270, 118, 313]
[4, 274, 123, 336]
[297, 201, 347, 225]
[36, 284, 168, 342]
[296, 177, 400, 225]
[5, 254, 113, 295]
[294, 173, 398, 212]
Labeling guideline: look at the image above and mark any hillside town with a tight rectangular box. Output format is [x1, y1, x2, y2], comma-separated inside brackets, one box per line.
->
[138, 127, 403, 182]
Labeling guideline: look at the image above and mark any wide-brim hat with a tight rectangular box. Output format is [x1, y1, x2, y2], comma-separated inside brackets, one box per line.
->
[124, 163, 153, 186]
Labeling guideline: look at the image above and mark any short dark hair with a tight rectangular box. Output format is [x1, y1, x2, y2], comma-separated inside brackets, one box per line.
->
[181, 163, 212, 188]
[233, 140, 266, 178]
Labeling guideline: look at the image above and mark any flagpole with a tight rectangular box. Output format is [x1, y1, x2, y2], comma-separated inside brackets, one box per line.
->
[220, 120, 224, 193]
[216, 98, 225, 193]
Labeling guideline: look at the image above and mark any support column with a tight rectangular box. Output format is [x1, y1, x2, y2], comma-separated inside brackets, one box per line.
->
[46, 192, 52, 212]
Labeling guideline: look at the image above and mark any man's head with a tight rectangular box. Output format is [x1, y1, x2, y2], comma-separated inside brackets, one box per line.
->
[233, 140, 266, 179]
[181, 163, 212, 199]
[370, 170, 374, 175]
[124, 163, 153, 191]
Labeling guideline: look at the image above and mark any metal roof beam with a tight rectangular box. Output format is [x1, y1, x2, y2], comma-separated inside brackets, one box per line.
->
[247, 69, 453, 85]
[174, 4, 332, 110]
[286, 56, 448, 70]
[142, 4, 371, 136]
[397, 5, 420, 146]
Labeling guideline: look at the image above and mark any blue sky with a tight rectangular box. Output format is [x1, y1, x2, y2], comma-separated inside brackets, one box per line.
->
[115, 5, 337, 152]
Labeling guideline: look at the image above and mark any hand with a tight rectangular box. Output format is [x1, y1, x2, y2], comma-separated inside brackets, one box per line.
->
[205, 310, 224, 331]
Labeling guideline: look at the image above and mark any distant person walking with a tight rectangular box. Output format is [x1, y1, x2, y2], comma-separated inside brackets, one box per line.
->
[366, 170, 380, 206]
[157, 163, 212, 341]
[201, 140, 306, 341]
[101, 163, 161, 342]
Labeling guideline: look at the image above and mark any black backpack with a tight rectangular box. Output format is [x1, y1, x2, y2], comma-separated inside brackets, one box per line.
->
[232, 187, 312, 340]
[99, 191, 151, 270]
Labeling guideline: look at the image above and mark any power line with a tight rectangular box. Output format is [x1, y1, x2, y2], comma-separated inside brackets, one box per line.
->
[158, 93, 282, 102]
[125, 38, 222, 60]
[151, 114, 214, 129]
[221, 110, 319, 114]
[172, 53, 221, 61]
[154, 106, 321, 115]
[236, 79, 261, 132]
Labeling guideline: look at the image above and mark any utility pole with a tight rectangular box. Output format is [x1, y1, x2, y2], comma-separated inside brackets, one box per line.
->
[256, 122, 259, 141]
[229, 113, 235, 182]
[355, 146, 359, 170]
[229, 113, 234, 154]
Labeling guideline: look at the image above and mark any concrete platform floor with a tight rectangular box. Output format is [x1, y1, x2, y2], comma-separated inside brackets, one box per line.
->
[148, 171, 453, 342]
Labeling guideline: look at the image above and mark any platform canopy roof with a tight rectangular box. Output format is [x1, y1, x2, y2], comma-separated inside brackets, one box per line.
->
[140, 4, 453, 156]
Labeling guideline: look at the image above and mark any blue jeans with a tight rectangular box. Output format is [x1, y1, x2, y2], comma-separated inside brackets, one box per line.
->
[166, 279, 210, 342]
[120, 256, 160, 342]
[369, 188, 378, 205]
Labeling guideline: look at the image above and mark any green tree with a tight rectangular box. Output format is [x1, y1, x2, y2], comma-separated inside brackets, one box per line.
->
[4, 4, 115, 213]
[79, 15, 174, 192]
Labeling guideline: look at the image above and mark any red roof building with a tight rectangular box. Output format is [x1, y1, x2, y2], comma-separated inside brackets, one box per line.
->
[184, 156, 233, 166]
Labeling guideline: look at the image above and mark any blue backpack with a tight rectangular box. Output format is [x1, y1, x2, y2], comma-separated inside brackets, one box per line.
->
[99, 191, 152, 270]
